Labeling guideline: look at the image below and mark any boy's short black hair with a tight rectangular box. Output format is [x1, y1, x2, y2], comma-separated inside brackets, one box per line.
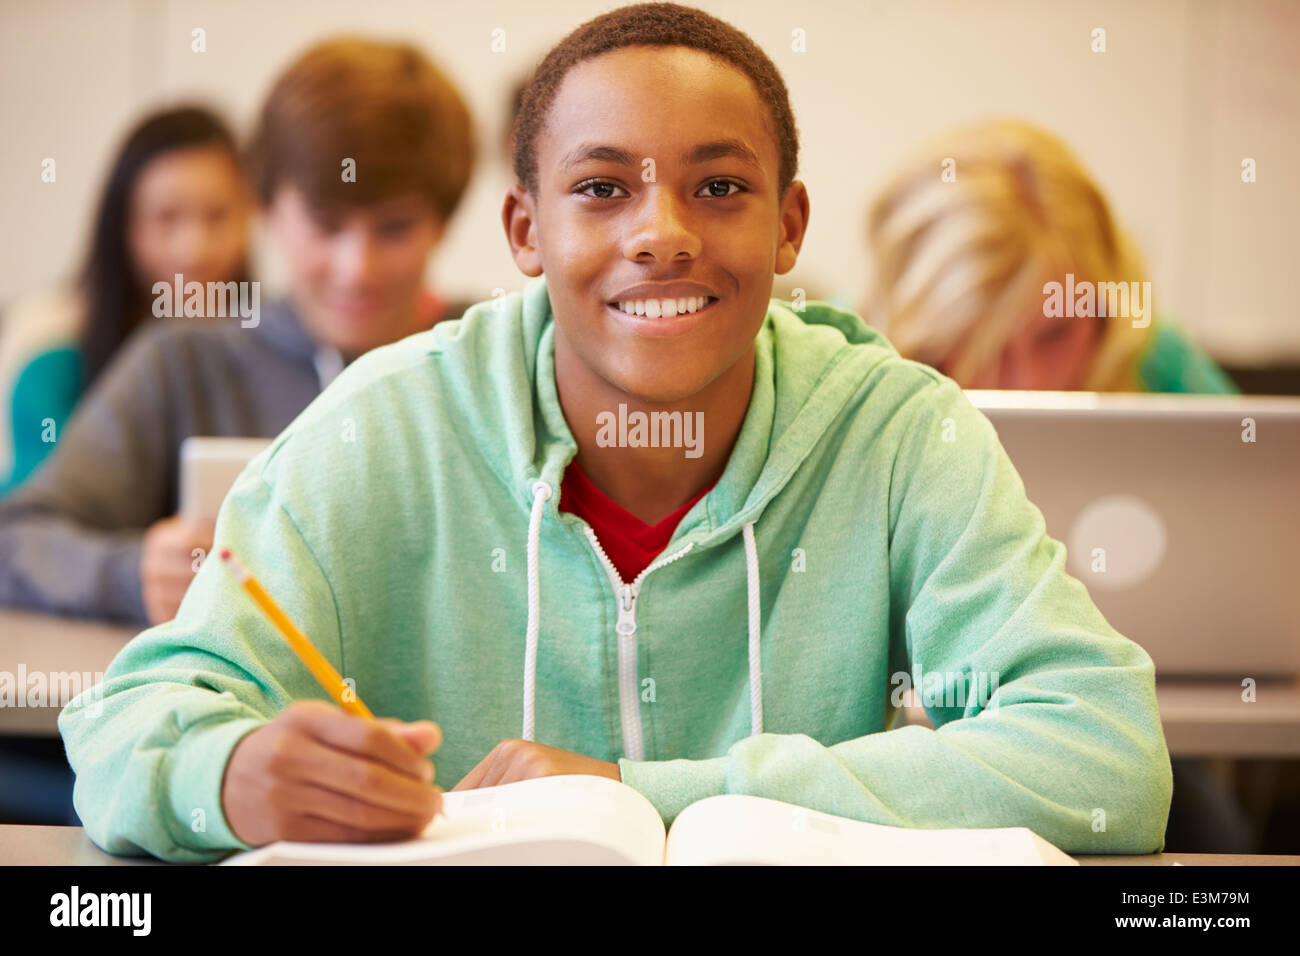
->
[511, 2, 799, 199]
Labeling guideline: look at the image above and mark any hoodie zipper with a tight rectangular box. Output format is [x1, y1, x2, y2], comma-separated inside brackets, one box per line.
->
[581, 525, 694, 762]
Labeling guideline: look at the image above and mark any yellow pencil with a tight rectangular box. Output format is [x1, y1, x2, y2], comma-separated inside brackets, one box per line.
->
[220, 547, 374, 720]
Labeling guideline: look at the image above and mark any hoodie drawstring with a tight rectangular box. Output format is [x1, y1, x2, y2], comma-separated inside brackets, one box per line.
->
[522, 480, 552, 741]
[742, 520, 764, 736]
[519, 480, 763, 744]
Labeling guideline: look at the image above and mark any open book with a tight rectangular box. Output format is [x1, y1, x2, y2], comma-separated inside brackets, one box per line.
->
[220, 774, 1077, 865]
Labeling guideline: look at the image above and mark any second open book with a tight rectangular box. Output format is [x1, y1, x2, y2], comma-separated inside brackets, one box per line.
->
[220, 773, 1076, 865]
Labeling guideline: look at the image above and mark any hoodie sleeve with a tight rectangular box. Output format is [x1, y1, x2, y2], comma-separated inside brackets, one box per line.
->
[57, 464, 343, 862]
[0, 327, 178, 623]
[619, 373, 1172, 854]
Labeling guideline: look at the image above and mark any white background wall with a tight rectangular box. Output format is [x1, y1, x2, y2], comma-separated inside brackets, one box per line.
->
[2, 0, 1296, 361]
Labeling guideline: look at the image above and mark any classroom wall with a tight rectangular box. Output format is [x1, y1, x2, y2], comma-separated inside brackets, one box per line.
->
[1, 0, 1296, 361]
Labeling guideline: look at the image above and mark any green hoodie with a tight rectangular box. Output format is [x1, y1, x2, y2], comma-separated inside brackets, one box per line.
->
[60, 275, 1172, 862]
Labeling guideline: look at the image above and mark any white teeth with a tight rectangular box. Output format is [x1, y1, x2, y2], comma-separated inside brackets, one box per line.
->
[614, 296, 713, 316]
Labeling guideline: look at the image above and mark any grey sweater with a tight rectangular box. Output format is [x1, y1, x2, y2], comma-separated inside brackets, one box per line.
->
[0, 300, 344, 622]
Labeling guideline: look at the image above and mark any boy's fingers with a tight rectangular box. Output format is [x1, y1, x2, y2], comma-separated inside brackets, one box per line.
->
[287, 781, 438, 834]
[388, 720, 442, 754]
[373, 719, 441, 765]
[478, 750, 521, 790]
[287, 815, 422, 845]
[290, 738, 440, 816]
[145, 552, 201, 575]
[293, 706, 434, 781]
[149, 568, 200, 589]
[450, 747, 498, 791]
[155, 536, 204, 563]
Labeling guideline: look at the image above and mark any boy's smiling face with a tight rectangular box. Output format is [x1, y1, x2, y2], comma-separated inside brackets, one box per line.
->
[504, 45, 809, 404]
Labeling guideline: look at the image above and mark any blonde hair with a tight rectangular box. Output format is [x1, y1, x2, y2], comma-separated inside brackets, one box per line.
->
[865, 118, 1151, 391]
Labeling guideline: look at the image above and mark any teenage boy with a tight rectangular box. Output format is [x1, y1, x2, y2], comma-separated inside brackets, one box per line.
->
[0, 38, 477, 626]
[61, 4, 1171, 862]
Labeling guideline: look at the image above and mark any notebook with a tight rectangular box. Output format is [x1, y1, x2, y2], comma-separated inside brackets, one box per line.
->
[219, 774, 1076, 865]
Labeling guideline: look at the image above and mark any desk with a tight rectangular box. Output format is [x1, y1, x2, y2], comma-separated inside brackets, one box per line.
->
[1, 825, 1297, 865]
[5, 608, 1300, 755]
[901, 679, 1300, 758]
[1147, 680, 1300, 757]
[0, 609, 136, 734]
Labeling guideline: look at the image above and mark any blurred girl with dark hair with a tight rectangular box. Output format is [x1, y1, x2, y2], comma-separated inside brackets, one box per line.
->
[0, 105, 251, 494]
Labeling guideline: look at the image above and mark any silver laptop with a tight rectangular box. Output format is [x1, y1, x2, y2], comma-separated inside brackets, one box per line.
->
[966, 391, 1300, 678]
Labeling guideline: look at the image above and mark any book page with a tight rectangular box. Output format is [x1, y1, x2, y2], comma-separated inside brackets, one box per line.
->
[664, 795, 1077, 866]
[221, 774, 667, 866]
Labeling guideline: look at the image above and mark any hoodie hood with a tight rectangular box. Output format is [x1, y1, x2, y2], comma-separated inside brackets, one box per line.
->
[434, 274, 896, 547]
[424, 274, 899, 756]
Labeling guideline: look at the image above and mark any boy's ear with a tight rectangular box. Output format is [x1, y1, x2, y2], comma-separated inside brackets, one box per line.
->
[775, 179, 811, 277]
[502, 183, 543, 277]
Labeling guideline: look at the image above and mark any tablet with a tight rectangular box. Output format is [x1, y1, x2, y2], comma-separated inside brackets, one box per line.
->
[179, 436, 273, 525]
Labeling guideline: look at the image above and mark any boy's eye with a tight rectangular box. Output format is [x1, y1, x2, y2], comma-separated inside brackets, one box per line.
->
[575, 181, 629, 200]
[699, 179, 743, 198]
[377, 217, 416, 237]
[572, 179, 746, 201]
[309, 212, 340, 234]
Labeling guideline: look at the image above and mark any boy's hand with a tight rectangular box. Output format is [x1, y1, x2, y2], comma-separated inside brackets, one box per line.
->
[140, 514, 216, 624]
[451, 739, 621, 791]
[221, 700, 443, 846]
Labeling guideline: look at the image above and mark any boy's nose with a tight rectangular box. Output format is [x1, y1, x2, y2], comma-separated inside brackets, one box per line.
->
[623, 190, 701, 261]
[330, 229, 380, 283]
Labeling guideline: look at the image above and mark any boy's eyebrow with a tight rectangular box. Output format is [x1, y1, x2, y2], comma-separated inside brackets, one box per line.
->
[561, 138, 762, 171]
